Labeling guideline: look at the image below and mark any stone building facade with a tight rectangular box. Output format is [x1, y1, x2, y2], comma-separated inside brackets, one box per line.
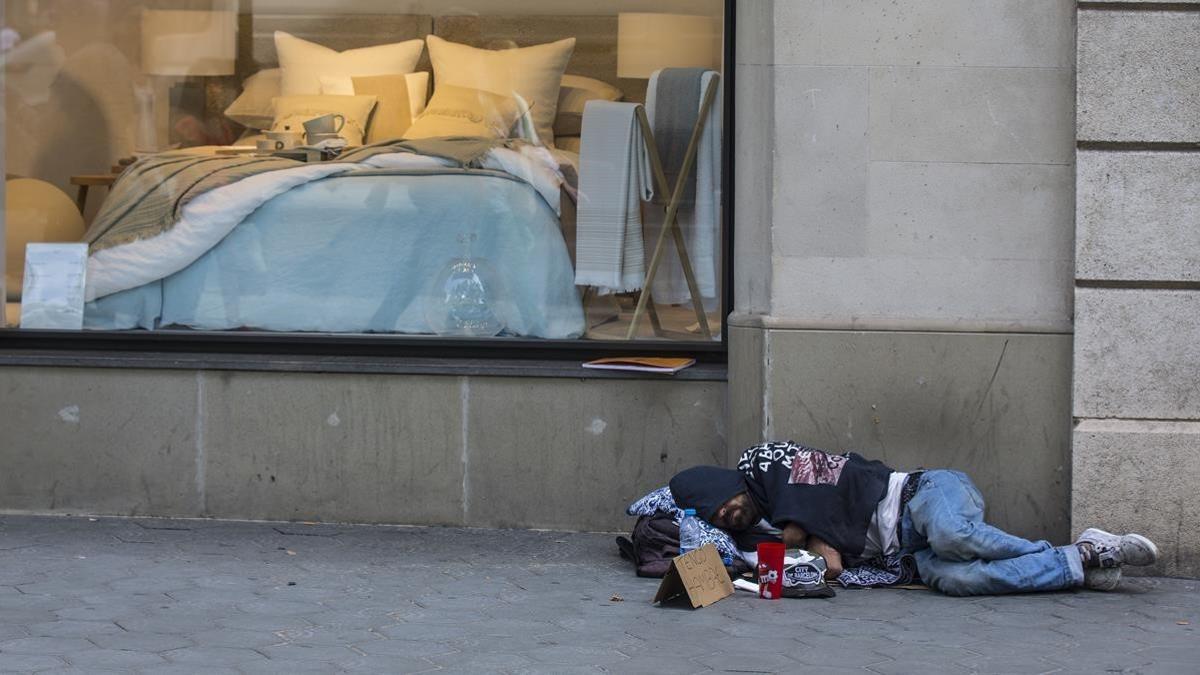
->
[1071, 1, 1200, 577]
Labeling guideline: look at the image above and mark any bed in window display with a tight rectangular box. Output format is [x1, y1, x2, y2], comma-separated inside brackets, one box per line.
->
[20, 8, 724, 341]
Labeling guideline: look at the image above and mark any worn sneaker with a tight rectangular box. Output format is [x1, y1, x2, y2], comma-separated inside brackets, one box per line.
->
[1076, 528, 1159, 568]
[1083, 566, 1122, 591]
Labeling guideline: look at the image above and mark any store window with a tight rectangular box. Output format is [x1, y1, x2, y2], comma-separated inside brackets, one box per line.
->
[2, 0, 728, 347]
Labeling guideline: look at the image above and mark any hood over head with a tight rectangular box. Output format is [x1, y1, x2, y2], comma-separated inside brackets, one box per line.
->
[669, 465, 748, 522]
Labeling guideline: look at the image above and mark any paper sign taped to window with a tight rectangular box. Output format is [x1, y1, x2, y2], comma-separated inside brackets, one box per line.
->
[653, 544, 734, 609]
[20, 243, 88, 330]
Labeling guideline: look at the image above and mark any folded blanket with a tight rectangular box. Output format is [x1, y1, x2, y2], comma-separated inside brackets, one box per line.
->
[644, 69, 722, 306]
[652, 67, 705, 206]
[574, 100, 654, 294]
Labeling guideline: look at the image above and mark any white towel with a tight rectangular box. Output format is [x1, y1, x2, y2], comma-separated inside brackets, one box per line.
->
[645, 70, 722, 307]
[574, 100, 654, 294]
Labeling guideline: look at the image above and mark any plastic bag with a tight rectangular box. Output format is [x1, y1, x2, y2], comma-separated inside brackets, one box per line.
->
[781, 548, 836, 599]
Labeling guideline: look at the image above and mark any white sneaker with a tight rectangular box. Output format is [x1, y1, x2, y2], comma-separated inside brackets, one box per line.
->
[1083, 566, 1122, 591]
[1076, 528, 1159, 568]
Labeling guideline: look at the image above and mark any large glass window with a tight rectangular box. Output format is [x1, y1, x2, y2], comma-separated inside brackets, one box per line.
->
[2, 0, 727, 347]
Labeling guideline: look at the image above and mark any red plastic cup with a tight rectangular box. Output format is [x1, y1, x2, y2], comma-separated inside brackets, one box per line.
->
[756, 542, 785, 600]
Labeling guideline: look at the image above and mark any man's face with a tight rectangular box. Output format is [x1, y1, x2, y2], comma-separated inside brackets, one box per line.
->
[710, 492, 760, 531]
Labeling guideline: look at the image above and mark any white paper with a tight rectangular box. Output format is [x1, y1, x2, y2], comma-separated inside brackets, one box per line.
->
[20, 243, 88, 330]
[732, 578, 759, 594]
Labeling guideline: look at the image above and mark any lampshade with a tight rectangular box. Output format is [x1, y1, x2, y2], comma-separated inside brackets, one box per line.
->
[617, 13, 719, 79]
[141, 8, 236, 76]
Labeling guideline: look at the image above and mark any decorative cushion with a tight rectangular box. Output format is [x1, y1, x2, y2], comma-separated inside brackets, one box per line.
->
[350, 74, 415, 143]
[402, 84, 521, 141]
[320, 71, 429, 120]
[223, 68, 281, 130]
[270, 94, 378, 146]
[274, 31, 423, 96]
[425, 35, 574, 147]
[554, 74, 623, 136]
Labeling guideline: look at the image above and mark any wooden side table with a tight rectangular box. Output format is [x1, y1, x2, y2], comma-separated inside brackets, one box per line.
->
[70, 156, 135, 214]
[68, 174, 117, 214]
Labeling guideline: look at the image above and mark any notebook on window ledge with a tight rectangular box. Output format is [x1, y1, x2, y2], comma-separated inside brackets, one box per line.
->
[581, 357, 696, 374]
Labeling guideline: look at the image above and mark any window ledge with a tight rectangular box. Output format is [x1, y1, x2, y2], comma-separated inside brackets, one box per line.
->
[0, 350, 728, 381]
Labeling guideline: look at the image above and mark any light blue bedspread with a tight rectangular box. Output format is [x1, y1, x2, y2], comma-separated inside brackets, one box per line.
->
[85, 171, 585, 339]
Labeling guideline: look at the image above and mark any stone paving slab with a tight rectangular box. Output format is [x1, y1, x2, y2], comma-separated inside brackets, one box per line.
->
[0, 515, 1197, 674]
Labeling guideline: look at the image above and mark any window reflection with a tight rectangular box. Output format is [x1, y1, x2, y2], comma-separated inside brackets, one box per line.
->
[3, 0, 726, 342]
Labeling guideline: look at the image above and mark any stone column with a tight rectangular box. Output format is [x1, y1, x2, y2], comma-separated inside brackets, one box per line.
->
[729, 0, 1077, 540]
[1073, 1, 1200, 577]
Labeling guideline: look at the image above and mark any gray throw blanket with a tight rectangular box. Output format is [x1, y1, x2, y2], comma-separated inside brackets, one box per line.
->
[83, 152, 304, 254]
[574, 101, 654, 293]
[84, 138, 508, 255]
[652, 67, 706, 205]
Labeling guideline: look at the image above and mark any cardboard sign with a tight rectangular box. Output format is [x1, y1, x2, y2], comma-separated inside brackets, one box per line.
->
[653, 544, 734, 608]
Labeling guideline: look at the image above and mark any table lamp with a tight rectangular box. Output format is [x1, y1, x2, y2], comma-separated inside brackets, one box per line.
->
[617, 12, 720, 82]
[140, 6, 237, 149]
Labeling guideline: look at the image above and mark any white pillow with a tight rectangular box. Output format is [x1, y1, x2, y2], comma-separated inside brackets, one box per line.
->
[274, 31, 424, 96]
[425, 35, 575, 148]
[224, 68, 282, 130]
[319, 72, 430, 119]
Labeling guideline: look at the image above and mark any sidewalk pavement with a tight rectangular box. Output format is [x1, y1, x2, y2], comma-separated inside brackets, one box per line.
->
[0, 515, 1197, 674]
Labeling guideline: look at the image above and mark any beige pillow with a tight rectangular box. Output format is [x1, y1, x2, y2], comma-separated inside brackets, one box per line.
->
[350, 75, 414, 143]
[320, 72, 430, 119]
[554, 75, 624, 137]
[224, 68, 281, 130]
[559, 74, 623, 110]
[274, 31, 424, 96]
[403, 84, 521, 140]
[425, 35, 575, 147]
[271, 94, 378, 146]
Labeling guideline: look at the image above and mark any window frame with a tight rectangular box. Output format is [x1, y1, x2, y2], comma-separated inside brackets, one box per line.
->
[0, 1, 736, 366]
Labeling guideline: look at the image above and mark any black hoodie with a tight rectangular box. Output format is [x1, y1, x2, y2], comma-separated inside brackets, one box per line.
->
[736, 441, 893, 560]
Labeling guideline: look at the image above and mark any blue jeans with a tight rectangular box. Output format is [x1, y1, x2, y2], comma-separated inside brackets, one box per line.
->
[900, 470, 1083, 596]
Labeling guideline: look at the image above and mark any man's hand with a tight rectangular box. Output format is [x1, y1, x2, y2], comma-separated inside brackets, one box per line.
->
[807, 536, 843, 580]
[781, 522, 808, 549]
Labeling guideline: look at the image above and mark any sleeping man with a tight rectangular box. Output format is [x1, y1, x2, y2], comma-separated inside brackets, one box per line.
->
[668, 442, 1158, 596]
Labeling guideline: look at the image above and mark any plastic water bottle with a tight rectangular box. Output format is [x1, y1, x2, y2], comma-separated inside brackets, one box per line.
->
[678, 508, 702, 556]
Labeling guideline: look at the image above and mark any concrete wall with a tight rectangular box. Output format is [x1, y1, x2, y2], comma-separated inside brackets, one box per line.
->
[729, 0, 1077, 541]
[1072, 3, 1200, 577]
[0, 367, 726, 532]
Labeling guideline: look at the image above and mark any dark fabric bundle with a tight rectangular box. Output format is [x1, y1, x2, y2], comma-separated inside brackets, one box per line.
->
[616, 514, 680, 578]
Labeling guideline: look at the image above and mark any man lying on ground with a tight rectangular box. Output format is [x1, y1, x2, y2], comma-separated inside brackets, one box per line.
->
[669, 441, 1158, 596]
